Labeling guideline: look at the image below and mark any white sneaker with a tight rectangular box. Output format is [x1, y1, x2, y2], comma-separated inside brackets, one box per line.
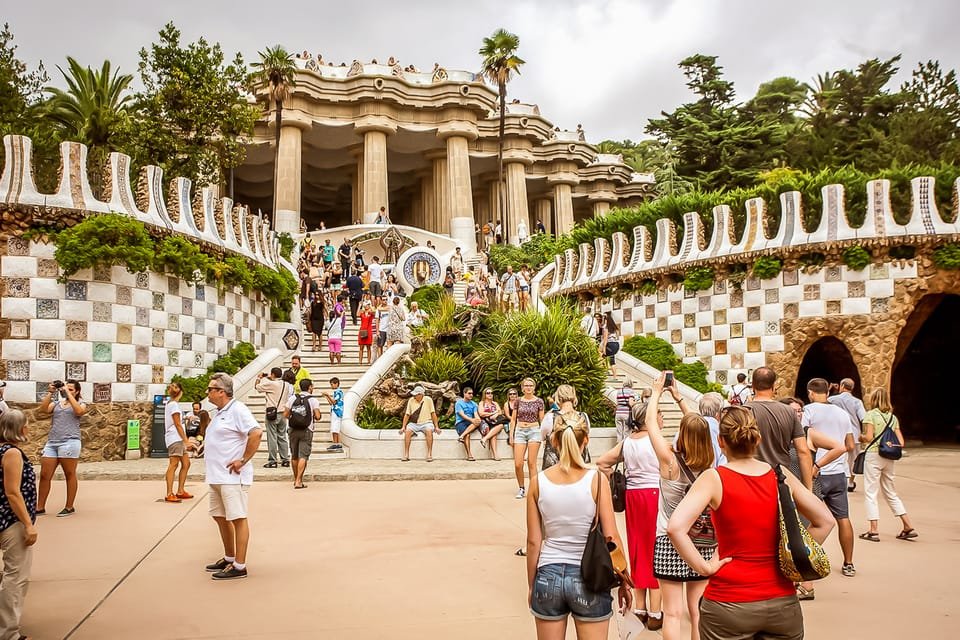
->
[515, 487, 526, 499]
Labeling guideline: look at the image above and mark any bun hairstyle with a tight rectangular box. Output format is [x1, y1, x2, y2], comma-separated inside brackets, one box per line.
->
[550, 410, 589, 472]
[718, 405, 762, 457]
[629, 401, 651, 432]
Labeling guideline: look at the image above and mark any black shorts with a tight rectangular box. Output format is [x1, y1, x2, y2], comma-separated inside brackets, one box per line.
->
[818, 473, 849, 519]
[377, 331, 387, 347]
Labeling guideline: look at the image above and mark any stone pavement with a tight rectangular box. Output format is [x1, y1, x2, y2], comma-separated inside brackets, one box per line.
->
[22, 448, 960, 639]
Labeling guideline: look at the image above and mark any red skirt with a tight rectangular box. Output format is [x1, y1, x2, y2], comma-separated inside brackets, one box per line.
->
[625, 487, 660, 590]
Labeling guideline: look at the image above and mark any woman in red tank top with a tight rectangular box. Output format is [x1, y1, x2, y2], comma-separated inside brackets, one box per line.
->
[666, 406, 834, 640]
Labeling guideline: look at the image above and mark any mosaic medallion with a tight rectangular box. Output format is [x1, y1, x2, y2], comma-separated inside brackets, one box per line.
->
[182, 298, 193, 315]
[37, 341, 58, 360]
[167, 315, 179, 331]
[168, 350, 179, 366]
[194, 353, 204, 368]
[10, 320, 29, 339]
[136, 384, 148, 401]
[6, 237, 29, 256]
[182, 334, 192, 350]
[401, 251, 442, 287]
[93, 383, 112, 403]
[152, 365, 164, 384]
[282, 329, 300, 351]
[37, 259, 59, 278]
[65, 280, 87, 301]
[37, 299, 59, 319]
[116, 324, 132, 344]
[136, 272, 150, 288]
[92, 301, 112, 322]
[152, 328, 164, 347]
[136, 307, 149, 327]
[152, 293, 165, 311]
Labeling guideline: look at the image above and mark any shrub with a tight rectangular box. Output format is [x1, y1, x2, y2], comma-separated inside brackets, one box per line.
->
[638, 279, 658, 296]
[357, 400, 402, 430]
[798, 252, 826, 272]
[888, 245, 916, 260]
[276, 232, 295, 261]
[172, 341, 257, 403]
[489, 233, 572, 272]
[674, 361, 723, 394]
[468, 301, 607, 413]
[622, 335, 678, 372]
[415, 295, 460, 345]
[408, 349, 469, 385]
[841, 246, 871, 271]
[751, 256, 783, 281]
[54, 213, 155, 279]
[933, 243, 960, 270]
[152, 235, 211, 282]
[253, 265, 298, 309]
[726, 264, 748, 290]
[409, 283, 445, 314]
[683, 266, 714, 292]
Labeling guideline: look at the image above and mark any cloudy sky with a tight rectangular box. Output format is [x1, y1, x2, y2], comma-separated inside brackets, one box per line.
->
[7, 0, 960, 142]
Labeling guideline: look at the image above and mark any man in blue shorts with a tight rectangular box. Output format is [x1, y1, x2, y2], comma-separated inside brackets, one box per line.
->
[455, 387, 482, 461]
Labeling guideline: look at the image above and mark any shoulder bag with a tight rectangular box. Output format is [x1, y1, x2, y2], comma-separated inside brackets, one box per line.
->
[265, 382, 286, 422]
[580, 471, 630, 592]
[775, 465, 831, 582]
[852, 413, 894, 474]
[610, 442, 627, 513]
[676, 456, 717, 547]
[877, 414, 903, 461]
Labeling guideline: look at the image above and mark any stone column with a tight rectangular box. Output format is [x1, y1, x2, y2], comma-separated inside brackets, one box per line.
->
[350, 157, 362, 225]
[505, 161, 530, 245]
[430, 154, 449, 235]
[553, 183, 575, 235]
[445, 134, 476, 254]
[420, 171, 435, 233]
[535, 199, 553, 234]
[274, 124, 302, 234]
[487, 180, 502, 232]
[360, 130, 388, 223]
[592, 200, 611, 217]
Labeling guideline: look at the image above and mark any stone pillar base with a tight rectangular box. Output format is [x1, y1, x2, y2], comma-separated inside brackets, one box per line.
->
[275, 209, 299, 235]
[449, 216, 478, 258]
[125, 449, 142, 460]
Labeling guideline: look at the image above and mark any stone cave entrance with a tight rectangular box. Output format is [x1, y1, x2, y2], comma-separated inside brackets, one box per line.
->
[891, 294, 960, 442]
[794, 337, 862, 400]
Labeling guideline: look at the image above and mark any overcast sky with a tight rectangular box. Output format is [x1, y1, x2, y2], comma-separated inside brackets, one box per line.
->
[7, 0, 960, 142]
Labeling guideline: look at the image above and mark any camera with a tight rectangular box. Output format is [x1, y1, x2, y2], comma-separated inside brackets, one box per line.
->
[664, 371, 674, 387]
[53, 380, 65, 389]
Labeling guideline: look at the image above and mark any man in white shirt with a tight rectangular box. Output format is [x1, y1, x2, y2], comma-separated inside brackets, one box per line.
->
[728, 373, 752, 405]
[803, 377, 856, 578]
[407, 301, 428, 328]
[203, 373, 263, 580]
[828, 378, 865, 492]
[367, 256, 385, 299]
[285, 379, 323, 489]
[500, 266, 519, 312]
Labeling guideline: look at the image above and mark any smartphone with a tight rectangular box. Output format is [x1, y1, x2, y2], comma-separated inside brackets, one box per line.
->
[664, 371, 674, 387]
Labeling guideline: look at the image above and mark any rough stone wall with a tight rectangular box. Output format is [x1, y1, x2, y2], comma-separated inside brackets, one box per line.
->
[17, 401, 154, 462]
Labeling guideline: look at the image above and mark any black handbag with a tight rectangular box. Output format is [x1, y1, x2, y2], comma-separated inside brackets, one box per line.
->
[580, 472, 620, 593]
[264, 382, 286, 422]
[610, 443, 627, 513]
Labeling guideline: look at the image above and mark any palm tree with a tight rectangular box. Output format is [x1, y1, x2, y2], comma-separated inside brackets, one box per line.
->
[479, 29, 524, 243]
[251, 45, 296, 224]
[44, 57, 133, 196]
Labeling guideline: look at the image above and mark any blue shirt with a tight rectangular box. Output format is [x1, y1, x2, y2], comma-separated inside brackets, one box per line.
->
[323, 245, 335, 262]
[331, 388, 344, 418]
[455, 399, 478, 432]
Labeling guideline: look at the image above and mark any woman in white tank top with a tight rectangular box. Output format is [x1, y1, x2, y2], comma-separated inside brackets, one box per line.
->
[598, 401, 663, 629]
[526, 410, 632, 638]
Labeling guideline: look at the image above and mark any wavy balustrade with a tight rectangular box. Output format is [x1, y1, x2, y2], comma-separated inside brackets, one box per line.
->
[542, 177, 960, 297]
[0, 135, 288, 270]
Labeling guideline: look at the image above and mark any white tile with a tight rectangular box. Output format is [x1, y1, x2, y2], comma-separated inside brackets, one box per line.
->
[3, 381, 36, 404]
[29, 319, 66, 340]
[31, 360, 65, 382]
[727, 338, 747, 354]
[29, 241, 56, 259]
[131, 289, 152, 308]
[113, 306, 136, 324]
[29, 278, 63, 299]
[744, 320, 765, 337]
[799, 300, 824, 317]
[820, 282, 846, 299]
[180, 316, 196, 334]
[1, 256, 38, 277]
[712, 355, 731, 371]
[798, 270, 824, 285]
[842, 298, 871, 315]
[112, 383, 136, 402]
[780, 286, 803, 303]
[86, 282, 116, 303]
[727, 307, 747, 323]
[712, 324, 730, 340]
[865, 280, 894, 298]
[743, 289, 765, 307]
[87, 362, 115, 382]
[682, 297, 698, 313]
[215, 307, 228, 322]
[642, 318, 658, 334]
[164, 332, 181, 349]
[889, 263, 917, 279]
[132, 326, 152, 345]
[760, 304, 782, 322]
[1, 339, 36, 360]
[88, 322, 117, 343]
[744, 353, 767, 369]
[655, 302, 669, 316]
[150, 310, 168, 329]
[131, 364, 153, 383]
[710, 294, 730, 310]
[224, 325, 237, 340]
[696, 341, 714, 357]
[696, 311, 712, 326]
[150, 347, 167, 363]
[762, 335, 784, 352]
[60, 300, 92, 322]
[110, 267, 137, 287]
[61, 341, 93, 362]
[682, 328, 698, 343]
[667, 315, 683, 330]
[842, 266, 867, 281]
[1, 298, 37, 319]
[113, 344, 135, 362]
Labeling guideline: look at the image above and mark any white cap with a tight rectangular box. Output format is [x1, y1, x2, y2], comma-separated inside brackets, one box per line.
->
[412, 385, 425, 396]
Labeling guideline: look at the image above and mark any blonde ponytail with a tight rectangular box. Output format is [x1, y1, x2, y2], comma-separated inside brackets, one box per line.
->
[552, 410, 589, 472]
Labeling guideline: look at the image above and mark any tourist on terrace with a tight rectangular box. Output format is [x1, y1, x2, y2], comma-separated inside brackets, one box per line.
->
[455, 388, 482, 461]
[526, 408, 632, 639]
[443, 267, 455, 296]
[859, 387, 918, 542]
[597, 400, 662, 631]
[322, 239, 335, 267]
[803, 377, 857, 577]
[162, 382, 194, 503]
[325, 310, 345, 365]
[614, 380, 638, 442]
[829, 378, 865, 492]
[386, 296, 406, 347]
[256, 368, 291, 469]
[495, 220, 503, 244]
[0, 409, 37, 640]
[358, 301, 376, 365]
[450, 247, 464, 279]
[477, 387, 507, 461]
[36, 379, 86, 517]
[511, 378, 545, 499]
[338, 238, 352, 277]
[203, 373, 263, 580]
[400, 386, 438, 462]
[354, 245, 366, 270]
[517, 220, 529, 245]
[536, 219, 546, 234]
[643, 373, 713, 640]
[375, 206, 390, 224]
[668, 405, 834, 640]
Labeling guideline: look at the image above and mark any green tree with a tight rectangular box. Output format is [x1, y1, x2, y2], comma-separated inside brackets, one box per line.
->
[250, 45, 296, 223]
[479, 28, 525, 242]
[124, 22, 259, 186]
[883, 60, 960, 165]
[43, 57, 133, 196]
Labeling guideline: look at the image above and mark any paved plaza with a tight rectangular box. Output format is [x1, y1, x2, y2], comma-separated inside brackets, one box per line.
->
[22, 448, 960, 639]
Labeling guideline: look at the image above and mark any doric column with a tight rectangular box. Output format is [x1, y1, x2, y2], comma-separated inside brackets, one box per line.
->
[445, 135, 477, 254]
[487, 180, 501, 231]
[350, 152, 363, 225]
[355, 116, 396, 223]
[592, 200, 611, 217]
[505, 161, 530, 245]
[419, 170, 436, 233]
[274, 124, 302, 234]
[553, 183, 575, 235]
[430, 154, 449, 235]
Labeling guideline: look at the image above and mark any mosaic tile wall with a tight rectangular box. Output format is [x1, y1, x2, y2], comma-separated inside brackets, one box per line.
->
[1, 239, 270, 404]
[596, 262, 915, 387]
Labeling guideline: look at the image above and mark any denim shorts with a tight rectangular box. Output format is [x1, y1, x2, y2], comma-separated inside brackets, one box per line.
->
[531, 563, 613, 622]
[42, 439, 81, 459]
[514, 427, 542, 444]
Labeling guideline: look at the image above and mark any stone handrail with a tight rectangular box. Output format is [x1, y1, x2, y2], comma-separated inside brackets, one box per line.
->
[0, 135, 287, 272]
[297, 59, 478, 86]
[541, 177, 960, 297]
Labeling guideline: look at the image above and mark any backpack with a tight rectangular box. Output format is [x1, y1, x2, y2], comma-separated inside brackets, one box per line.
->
[288, 394, 313, 430]
[730, 385, 747, 406]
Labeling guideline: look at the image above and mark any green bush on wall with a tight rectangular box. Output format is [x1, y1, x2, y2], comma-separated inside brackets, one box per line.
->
[356, 400, 403, 430]
[276, 232, 295, 261]
[408, 284, 445, 314]
[54, 213, 155, 278]
[933, 243, 960, 270]
[841, 246, 871, 271]
[638, 279, 658, 296]
[683, 266, 715, 292]
[622, 334, 721, 394]
[172, 342, 257, 403]
[751, 256, 783, 280]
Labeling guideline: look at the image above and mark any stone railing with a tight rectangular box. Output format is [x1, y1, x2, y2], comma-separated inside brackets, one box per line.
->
[540, 177, 960, 297]
[0, 135, 288, 272]
[297, 58, 478, 86]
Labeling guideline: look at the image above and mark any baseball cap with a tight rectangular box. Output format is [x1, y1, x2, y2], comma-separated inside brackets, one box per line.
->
[412, 385, 425, 395]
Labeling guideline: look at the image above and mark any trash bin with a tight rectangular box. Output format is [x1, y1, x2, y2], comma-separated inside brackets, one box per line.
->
[149, 394, 168, 458]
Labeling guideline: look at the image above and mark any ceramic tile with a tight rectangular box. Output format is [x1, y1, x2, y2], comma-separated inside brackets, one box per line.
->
[207, 337, 216, 353]
[37, 341, 58, 360]
[5, 361, 30, 381]
[826, 300, 841, 315]
[152, 292, 165, 311]
[714, 340, 727, 355]
[765, 289, 779, 304]
[685, 342, 696, 357]
[747, 337, 762, 353]
[136, 384, 148, 401]
[218, 323, 225, 337]
[194, 353, 204, 368]
[848, 281, 865, 298]
[152, 328, 164, 347]
[207, 304, 216, 320]
[66, 362, 87, 381]
[136, 307, 149, 327]
[182, 334, 192, 350]
[714, 280, 727, 294]
[196, 284, 205, 301]
[699, 326, 712, 340]
[116, 285, 132, 305]
[824, 266, 841, 282]
[6, 237, 29, 256]
[5, 278, 30, 298]
[803, 284, 820, 300]
[782, 269, 799, 286]
[136, 272, 150, 288]
[713, 309, 727, 325]
[168, 315, 179, 331]
[117, 364, 132, 383]
[182, 298, 193, 315]
[92, 342, 112, 362]
[729, 290, 743, 307]
[730, 323, 743, 338]
[116, 324, 132, 344]
[136, 345, 149, 364]
[92, 301, 112, 322]
[784, 303, 799, 319]
[168, 350, 179, 366]
[152, 364, 164, 384]
[716, 370, 728, 384]
[168, 276, 180, 295]
[765, 320, 780, 335]
[36, 299, 59, 319]
[871, 297, 890, 313]
[37, 258, 59, 277]
[35, 382, 49, 402]
[93, 383, 111, 403]
[746, 277, 760, 291]
[747, 306, 761, 321]
[10, 320, 29, 338]
[670, 329, 682, 344]
[65, 280, 87, 300]
[683, 313, 695, 328]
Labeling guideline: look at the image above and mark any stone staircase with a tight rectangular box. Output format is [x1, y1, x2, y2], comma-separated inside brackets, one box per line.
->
[246, 319, 368, 461]
[604, 372, 683, 437]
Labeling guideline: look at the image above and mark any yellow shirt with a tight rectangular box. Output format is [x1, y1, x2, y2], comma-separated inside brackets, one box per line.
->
[404, 396, 436, 424]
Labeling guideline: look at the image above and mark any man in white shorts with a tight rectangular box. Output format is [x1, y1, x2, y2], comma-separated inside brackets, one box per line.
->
[203, 372, 263, 580]
[400, 386, 439, 462]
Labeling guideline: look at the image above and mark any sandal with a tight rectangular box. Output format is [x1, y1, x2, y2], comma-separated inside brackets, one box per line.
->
[426, 457, 433, 462]
[400, 457, 410, 462]
[466, 456, 476, 462]
[859, 532, 880, 542]
[479, 438, 487, 449]
[514, 547, 526, 556]
[897, 529, 918, 540]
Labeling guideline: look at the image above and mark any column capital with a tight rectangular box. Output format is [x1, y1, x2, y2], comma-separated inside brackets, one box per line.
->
[425, 149, 448, 162]
[267, 111, 312, 132]
[503, 150, 535, 166]
[437, 120, 479, 141]
[355, 115, 398, 136]
[547, 172, 580, 186]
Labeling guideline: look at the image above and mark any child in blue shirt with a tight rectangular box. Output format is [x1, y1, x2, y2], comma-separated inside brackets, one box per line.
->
[321, 377, 345, 451]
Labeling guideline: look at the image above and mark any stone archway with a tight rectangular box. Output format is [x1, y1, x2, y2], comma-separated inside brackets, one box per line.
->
[891, 293, 960, 441]
[794, 337, 862, 399]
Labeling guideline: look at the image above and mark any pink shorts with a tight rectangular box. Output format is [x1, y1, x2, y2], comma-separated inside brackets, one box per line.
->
[328, 338, 342, 353]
